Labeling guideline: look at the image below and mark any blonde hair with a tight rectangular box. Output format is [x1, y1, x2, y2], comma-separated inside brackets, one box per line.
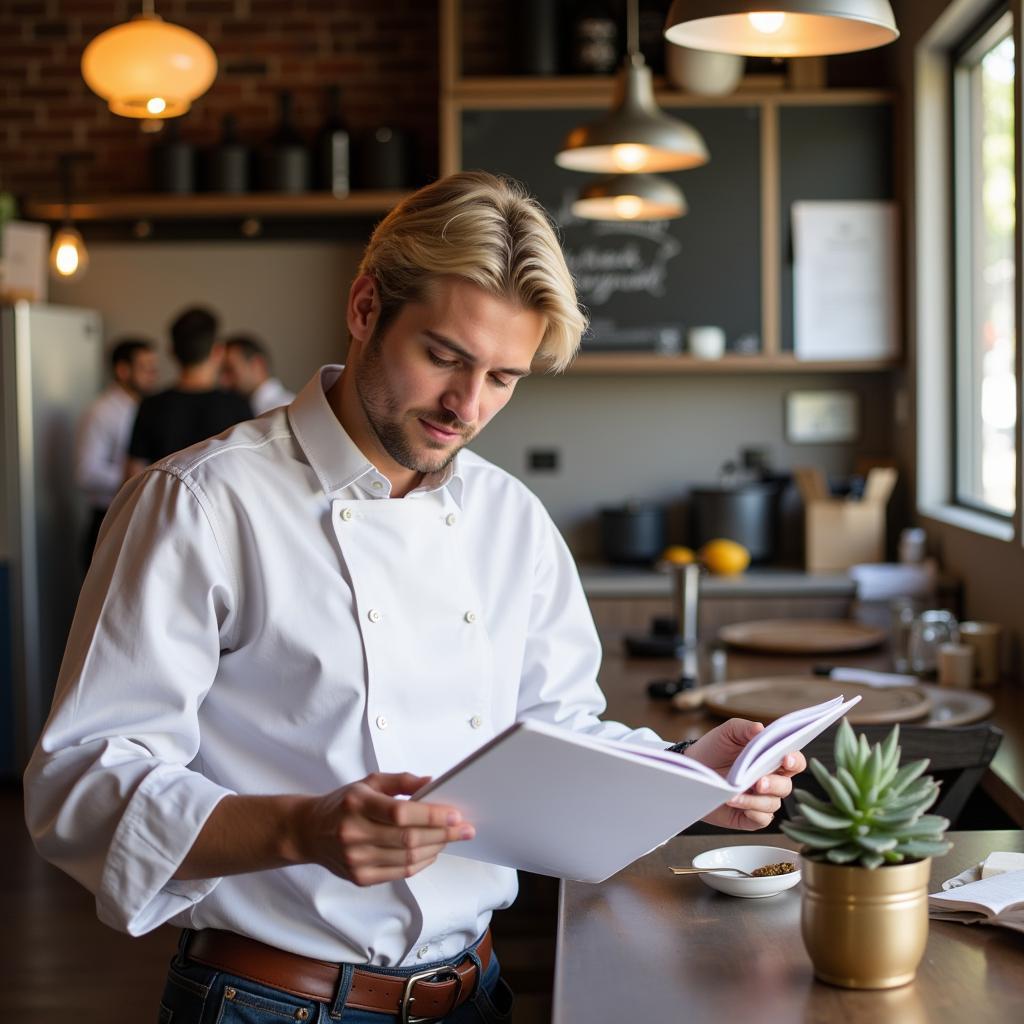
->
[358, 171, 586, 372]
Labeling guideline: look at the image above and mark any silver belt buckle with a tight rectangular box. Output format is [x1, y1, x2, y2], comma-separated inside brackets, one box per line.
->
[399, 965, 462, 1024]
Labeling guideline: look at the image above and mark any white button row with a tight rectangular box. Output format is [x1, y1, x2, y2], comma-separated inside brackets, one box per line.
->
[464, 611, 477, 623]
[417, 944, 430, 959]
[368, 608, 382, 623]
[374, 715, 481, 731]
[340, 507, 354, 522]
[445, 513, 457, 526]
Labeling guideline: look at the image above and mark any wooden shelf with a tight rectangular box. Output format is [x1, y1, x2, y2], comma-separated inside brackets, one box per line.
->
[565, 353, 901, 375]
[24, 190, 412, 223]
[450, 75, 893, 110]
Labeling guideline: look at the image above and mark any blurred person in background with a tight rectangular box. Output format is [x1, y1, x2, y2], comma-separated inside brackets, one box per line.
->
[126, 306, 252, 477]
[74, 336, 159, 565]
[221, 332, 295, 415]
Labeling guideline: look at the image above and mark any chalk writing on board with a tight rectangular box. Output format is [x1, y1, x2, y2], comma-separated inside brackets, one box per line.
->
[554, 190, 683, 306]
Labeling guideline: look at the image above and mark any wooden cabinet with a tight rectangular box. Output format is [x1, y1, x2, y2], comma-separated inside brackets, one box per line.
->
[439, 0, 898, 376]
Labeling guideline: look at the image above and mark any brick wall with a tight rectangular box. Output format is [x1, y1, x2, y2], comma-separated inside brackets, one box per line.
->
[1, 0, 440, 200]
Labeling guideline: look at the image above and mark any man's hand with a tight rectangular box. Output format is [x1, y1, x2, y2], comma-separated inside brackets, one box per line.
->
[683, 719, 806, 831]
[299, 772, 475, 886]
[172, 772, 474, 885]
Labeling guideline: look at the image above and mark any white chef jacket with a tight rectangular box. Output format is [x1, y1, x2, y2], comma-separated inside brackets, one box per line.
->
[24, 365, 665, 968]
[74, 384, 138, 508]
[250, 376, 296, 416]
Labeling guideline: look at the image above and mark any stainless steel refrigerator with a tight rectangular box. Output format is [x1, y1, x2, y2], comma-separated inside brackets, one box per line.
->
[1, 301, 103, 775]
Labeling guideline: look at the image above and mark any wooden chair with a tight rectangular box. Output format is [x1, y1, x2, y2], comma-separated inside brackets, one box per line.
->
[780, 722, 1003, 827]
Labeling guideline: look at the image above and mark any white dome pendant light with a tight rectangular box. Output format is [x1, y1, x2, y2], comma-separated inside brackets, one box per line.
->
[663, 1, 899, 58]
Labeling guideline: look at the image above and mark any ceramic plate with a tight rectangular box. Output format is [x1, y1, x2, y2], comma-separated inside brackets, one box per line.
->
[689, 845, 802, 898]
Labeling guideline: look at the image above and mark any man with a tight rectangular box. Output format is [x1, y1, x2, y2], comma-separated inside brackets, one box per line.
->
[74, 337, 159, 564]
[221, 332, 296, 414]
[126, 306, 252, 475]
[25, 173, 803, 1023]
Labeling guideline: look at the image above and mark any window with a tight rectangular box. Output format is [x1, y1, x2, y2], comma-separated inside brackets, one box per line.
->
[953, 10, 1016, 517]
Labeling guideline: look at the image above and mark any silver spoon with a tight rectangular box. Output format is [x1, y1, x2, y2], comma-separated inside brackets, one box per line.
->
[668, 866, 758, 878]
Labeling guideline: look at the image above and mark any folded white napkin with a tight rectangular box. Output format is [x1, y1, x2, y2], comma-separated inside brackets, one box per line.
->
[939, 851, 1024, 890]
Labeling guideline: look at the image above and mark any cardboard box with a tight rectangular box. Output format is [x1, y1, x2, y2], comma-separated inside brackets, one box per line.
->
[795, 467, 897, 573]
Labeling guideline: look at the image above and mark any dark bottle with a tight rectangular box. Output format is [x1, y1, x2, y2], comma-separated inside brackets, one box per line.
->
[514, 0, 560, 76]
[570, 1, 618, 75]
[314, 85, 350, 197]
[206, 113, 249, 193]
[153, 119, 195, 194]
[262, 90, 310, 193]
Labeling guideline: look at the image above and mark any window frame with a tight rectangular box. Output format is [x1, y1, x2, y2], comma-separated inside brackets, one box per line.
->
[951, 7, 1016, 521]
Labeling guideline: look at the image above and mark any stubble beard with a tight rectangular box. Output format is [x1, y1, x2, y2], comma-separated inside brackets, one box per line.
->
[355, 337, 474, 474]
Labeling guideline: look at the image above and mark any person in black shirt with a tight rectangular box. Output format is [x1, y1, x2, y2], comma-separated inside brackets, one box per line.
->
[127, 307, 253, 476]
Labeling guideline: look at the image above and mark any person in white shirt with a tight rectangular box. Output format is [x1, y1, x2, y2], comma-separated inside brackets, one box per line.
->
[25, 172, 804, 1024]
[221, 332, 296, 415]
[73, 336, 159, 565]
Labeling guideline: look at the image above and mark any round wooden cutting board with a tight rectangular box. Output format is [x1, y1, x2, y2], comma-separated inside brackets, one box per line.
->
[692, 677, 932, 724]
[718, 619, 887, 655]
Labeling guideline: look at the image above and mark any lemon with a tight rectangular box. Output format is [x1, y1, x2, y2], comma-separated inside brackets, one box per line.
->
[699, 538, 751, 575]
[661, 545, 695, 565]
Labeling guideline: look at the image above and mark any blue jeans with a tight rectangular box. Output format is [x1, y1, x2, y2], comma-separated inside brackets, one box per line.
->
[158, 931, 514, 1024]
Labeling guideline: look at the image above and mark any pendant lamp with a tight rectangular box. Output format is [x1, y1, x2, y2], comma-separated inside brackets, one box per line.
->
[49, 155, 88, 282]
[664, 1, 899, 58]
[572, 174, 687, 221]
[556, 0, 708, 174]
[81, 2, 217, 119]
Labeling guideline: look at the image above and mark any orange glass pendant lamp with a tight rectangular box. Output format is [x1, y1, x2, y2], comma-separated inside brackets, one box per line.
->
[81, 3, 217, 119]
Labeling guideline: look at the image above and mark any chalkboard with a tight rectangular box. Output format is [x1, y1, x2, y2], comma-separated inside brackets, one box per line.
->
[778, 104, 894, 350]
[461, 105, 762, 352]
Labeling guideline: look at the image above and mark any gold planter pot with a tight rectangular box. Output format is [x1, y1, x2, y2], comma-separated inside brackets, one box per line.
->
[800, 854, 931, 989]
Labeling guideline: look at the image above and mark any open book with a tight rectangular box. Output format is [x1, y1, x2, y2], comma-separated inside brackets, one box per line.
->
[929, 870, 1024, 935]
[413, 694, 861, 882]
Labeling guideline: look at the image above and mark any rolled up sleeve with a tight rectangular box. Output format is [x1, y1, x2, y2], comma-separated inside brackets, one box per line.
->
[23, 466, 237, 935]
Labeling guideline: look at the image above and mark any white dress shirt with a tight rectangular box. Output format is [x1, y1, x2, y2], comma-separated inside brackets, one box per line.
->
[250, 376, 296, 416]
[25, 366, 664, 968]
[74, 384, 138, 508]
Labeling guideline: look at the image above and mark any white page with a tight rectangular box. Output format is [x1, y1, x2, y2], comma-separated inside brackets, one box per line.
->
[414, 719, 736, 882]
[793, 201, 898, 360]
[728, 695, 861, 790]
[929, 869, 1024, 917]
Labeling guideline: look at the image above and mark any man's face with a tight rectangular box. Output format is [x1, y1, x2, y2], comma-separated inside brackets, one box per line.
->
[124, 350, 159, 396]
[221, 347, 265, 396]
[350, 276, 545, 478]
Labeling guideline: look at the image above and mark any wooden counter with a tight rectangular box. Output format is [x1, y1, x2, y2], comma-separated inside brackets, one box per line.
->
[554, 831, 1024, 1024]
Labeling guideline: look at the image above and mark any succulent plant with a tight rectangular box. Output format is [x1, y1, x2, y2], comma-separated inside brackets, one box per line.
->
[781, 720, 952, 869]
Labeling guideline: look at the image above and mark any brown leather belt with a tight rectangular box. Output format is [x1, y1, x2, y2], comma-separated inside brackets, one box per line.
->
[184, 928, 492, 1021]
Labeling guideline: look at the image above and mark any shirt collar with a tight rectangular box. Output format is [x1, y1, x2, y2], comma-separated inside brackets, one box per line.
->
[287, 366, 465, 506]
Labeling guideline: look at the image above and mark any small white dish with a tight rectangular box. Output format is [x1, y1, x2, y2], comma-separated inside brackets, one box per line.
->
[690, 845, 801, 899]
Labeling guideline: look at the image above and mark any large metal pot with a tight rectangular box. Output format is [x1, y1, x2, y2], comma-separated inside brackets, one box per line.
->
[690, 482, 779, 563]
[599, 504, 667, 565]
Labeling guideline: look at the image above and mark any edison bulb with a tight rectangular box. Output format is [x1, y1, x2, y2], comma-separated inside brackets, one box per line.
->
[49, 226, 89, 280]
[748, 12, 786, 34]
[146, 96, 167, 115]
[611, 144, 647, 172]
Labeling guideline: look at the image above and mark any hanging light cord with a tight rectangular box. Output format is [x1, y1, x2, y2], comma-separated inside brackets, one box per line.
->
[141, 0, 155, 17]
[626, 0, 641, 64]
[60, 153, 72, 227]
